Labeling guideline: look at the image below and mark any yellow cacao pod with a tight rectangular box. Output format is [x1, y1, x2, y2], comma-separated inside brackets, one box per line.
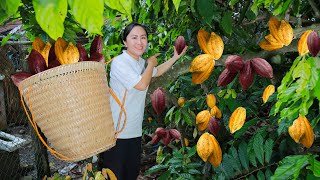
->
[262, 85, 275, 103]
[298, 30, 313, 56]
[177, 97, 185, 107]
[278, 20, 293, 46]
[55, 38, 80, 65]
[259, 40, 283, 51]
[190, 54, 215, 73]
[210, 106, 222, 119]
[184, 138, 189, 147]
[197, 29, 211, 54]
[206, 94, 216, 108]
[196, 132, 214, 162]
[207, 32, 224, 60]
[228, 107, 246, 134]
[198, 120, 209, 131]
[300, 116, 314, 148]
[32, 37, 52, 66]
[207, 134, 222, 167]
[191, 56, 215, 84]
[196, 110, 210, 124]
[264, 34, 283, 47]
[288, 115, 306, 143]
[268, 17, 282, 43]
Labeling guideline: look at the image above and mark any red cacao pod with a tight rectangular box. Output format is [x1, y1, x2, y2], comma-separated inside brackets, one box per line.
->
[250, 58, 273, 79]
[151, 88, 166, 115]
[307, 31, 320, 57]
[208, 117, 220, 137]
[150, 134, 161, 145]
[76, 43, 89, 61]
[90, 35, 103, 55]
[217, 68, 238, 87]
[225, 55, 244, 73]
[162, 130, 171, 146]
[48, 43, 61, 69]
[169, 129, 181, 140]
[28, 49, 47, 74]
[239, 60, 255, 90]
[89, 52, 105, 63]
[10, 72, 33, 87]
[174, 36, 186, 55]
[155, 127, 166, 138]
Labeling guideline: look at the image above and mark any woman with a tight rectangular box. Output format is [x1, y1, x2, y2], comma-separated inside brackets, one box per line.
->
[101, 22, 187, 179]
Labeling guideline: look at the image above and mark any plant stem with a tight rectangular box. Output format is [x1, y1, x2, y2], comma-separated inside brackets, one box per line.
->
[234, 162, 277, 180]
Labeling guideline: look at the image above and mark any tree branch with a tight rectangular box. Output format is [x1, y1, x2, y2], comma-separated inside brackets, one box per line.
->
[307, 0, 320, 18]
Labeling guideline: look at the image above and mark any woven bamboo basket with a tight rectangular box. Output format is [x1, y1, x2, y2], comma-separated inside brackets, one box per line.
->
[18, 61, 116, 162]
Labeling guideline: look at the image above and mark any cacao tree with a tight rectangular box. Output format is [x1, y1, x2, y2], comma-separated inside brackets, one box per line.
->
[1, 0, 320, 179]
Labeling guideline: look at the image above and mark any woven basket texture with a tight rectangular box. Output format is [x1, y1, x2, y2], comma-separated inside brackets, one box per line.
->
[19, 61, 115, 162]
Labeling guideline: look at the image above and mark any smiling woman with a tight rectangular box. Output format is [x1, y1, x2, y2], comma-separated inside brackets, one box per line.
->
[100, 22, 187, 179]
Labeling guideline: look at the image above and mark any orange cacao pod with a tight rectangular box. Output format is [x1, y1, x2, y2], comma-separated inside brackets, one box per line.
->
[206, 94, 216, 108]
[288, 115, 306, 143]
[297, 30, 312, 56]
[307, 31, 320, 57]
[90, 35, 103, 55]
[206, 32, 224, 60]
[55, 38, 79, 64]
[259, 39, 283, 51]
[207, 134, 222, 167]
[151, 88, 166, 115]
[210, 106, 222, 119]
[177, 97, 185, 107]
[32, 37, 52, 66]
[225, 55, 244, 73]
[262, 85, 275, 103]
[278, 20, 293, 46]
[239, 60, 255, 90]
[189, 54, 215, 73]
[268, 17, 282, 43]
[196, 132, 214, 162]
[217, 68, 237, 87]
[300, 116, 314, 148]
[174, 36, 186, 55]
[197, 29, 210, 54]
[196, 110, 210, 124]
[251, 58, 273, 79]
[229, 107, 246, 134]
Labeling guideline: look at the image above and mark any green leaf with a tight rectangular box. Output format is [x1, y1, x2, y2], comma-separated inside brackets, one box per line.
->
[271, 155, 309, 180]
[175, 109, 182, 126]
[306, 155, 320, 177]
[172, 0, 181, 12]
[188, 169, 201, 175]
[257, 170, 265, 180]
[32, 0, 67, 40]
[230, 146, 242, 173]
[265, 168, 273, 179]
[153, 0, 161, 18]
[165, 106, 176, 123]
[0, 0, 20, 24]
[264, 138, 274, 164]
[145, 164, 168, 175]
[238, 142, 249, 171]
[104, 0, 133, 21]
[253, 133, 264, 165]
[234, 118, 259, 139]
[222, 153, 236, 178]
[196, 0, 214, 25]
[158, 170, 171, 180]
[221, 11, 233, 35]
[229, 0, 239, 7]
[68, 0, 104, 35]
[182, 109, 193, 126]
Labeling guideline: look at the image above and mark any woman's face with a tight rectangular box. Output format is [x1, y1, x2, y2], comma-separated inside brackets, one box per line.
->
[124, 26, 148, 60]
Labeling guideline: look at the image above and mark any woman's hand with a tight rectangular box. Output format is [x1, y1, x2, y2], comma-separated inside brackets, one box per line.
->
[147, 53, 160, 67]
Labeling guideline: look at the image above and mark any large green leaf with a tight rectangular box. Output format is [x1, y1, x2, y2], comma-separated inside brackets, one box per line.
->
[306, 156, 320, 177]
[238, 142, 249, 171]
[104, 0, 133, 21]
[32, 0, 67, 40]
[221, 11, 233, 35]
[264, 138, 274, 164]
[271, 155, 309, 180]
[0, 0, 20, 24]
[253, 133, 264, 165]
[68, 0, 104, 35]
[196, 0, 214, 25]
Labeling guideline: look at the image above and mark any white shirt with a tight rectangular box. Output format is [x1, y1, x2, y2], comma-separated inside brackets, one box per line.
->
[109, 50, 157, 139]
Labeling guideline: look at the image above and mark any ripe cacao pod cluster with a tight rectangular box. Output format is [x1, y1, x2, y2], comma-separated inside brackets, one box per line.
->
[288, 115, 314, 148]
[174, 36, 187, 55]
[10, 35, 104, 87]
[259, 17, 293, 51]
[217, 55, 273, 90]
[196, 132, 222, 167]
[228, 107, 246, 134]
[189, 29, 225, 84]
[150, 127, 181, 146]
[307, 31, 320, 57]
[151, 87, 166, 115]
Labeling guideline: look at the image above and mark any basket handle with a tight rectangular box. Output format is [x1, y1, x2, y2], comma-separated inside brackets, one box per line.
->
[108, 88, 127, 138]
[19, 86, 72, 161]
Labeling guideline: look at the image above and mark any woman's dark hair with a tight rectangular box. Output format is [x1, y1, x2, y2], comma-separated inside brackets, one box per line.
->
[122, 22, 148, 42]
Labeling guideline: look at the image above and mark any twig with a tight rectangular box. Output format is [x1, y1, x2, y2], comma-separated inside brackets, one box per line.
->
[234, 162, 278, 180]
[307, 0, 320, 18]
